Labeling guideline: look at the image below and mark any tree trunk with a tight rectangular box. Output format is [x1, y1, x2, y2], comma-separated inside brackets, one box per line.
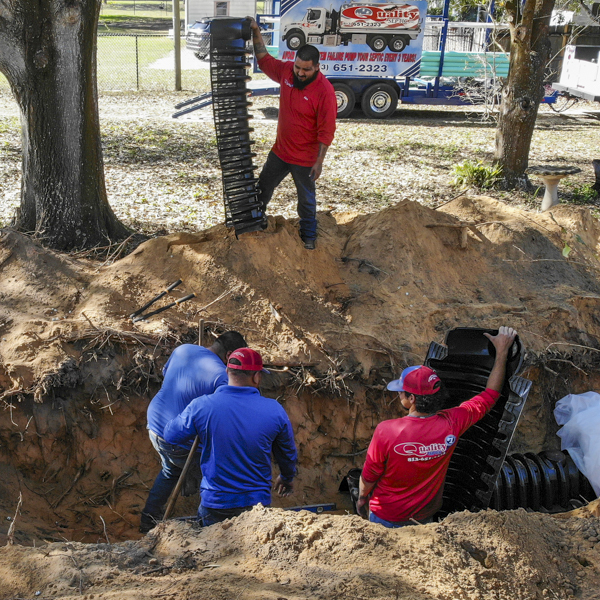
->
[0, 0, 130, 250]
[494, 0, 556, 189]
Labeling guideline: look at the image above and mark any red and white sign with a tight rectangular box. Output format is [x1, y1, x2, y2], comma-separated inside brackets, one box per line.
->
[340, 4, 421, 30]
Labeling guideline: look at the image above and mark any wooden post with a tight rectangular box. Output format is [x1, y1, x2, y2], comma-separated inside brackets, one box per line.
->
[173, 0, 182, 91]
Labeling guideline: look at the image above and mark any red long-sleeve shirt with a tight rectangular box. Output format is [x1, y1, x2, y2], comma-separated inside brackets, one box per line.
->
[258, 54, 337, 167]
[362, 389, 500, 522]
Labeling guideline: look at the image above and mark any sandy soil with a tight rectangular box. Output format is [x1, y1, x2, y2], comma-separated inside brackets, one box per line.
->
[1, 501, 599, 600]
[2, 172, 600, 597]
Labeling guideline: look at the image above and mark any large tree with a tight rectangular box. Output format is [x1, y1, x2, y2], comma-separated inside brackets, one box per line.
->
[494, 0, 557, 188]
[0, 0, 129, 250]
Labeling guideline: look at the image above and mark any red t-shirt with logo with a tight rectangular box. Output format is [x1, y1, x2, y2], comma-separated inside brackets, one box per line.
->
[258, 54, 337, 167]
[362, 389, 500, 522]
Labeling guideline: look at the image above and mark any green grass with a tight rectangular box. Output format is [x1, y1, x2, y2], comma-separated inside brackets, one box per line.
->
[0, 34, 211, 92]
[565, 183, 600, 205]
[100, 1, 173, 19]
[99, 14, 168, 23]
[96, 35, 210, 91]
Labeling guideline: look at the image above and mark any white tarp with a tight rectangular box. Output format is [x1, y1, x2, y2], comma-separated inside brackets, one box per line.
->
[554, 391, 600, 497]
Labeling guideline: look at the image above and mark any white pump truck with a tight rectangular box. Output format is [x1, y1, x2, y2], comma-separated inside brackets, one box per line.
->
[282, 3, 423, 53]
[276, 0, 428, 118]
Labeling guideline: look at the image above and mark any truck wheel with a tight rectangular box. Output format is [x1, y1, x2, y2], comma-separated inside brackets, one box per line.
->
[286, 30, 306, 51]
[333, 83, 356, 119]
[361, 83, 399, 119]
[388, 36, 406, 52]
[367, 35, 387, 52]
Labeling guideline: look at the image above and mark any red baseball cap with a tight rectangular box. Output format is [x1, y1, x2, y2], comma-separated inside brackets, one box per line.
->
[227, 348, 269, 373]
[389, 365, 441, 396]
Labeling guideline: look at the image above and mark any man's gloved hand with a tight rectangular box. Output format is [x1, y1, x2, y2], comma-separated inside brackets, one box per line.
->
[274, 475, 293, 497]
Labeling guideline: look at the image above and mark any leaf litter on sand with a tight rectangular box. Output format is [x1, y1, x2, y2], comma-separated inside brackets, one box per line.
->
[0, 90, 599, 234]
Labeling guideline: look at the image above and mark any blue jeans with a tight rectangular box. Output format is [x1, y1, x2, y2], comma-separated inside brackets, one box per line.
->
[142, 431, 196, 527]
[369, 511, 433, 528]
[258, 151, 317, 240]
[199, 503, 255, 527]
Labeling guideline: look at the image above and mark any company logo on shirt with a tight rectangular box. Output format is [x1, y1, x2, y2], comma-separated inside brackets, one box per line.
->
[284, 78, 293, 88]
[394, 436, 457, 462]
[445, 435, 456, 447]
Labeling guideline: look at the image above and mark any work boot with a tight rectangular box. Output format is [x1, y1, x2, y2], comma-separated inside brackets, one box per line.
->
[140, 512, 160, 534]
[302, 237, 316, 250]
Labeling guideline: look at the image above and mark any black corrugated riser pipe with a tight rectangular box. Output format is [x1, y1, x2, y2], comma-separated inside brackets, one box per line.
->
[209, 18, 267, 236]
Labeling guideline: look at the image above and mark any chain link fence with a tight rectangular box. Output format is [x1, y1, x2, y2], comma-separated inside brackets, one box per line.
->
[97, 33, 211, 91]
[0, 27, 505, 94]
[0, 33, 212, 93]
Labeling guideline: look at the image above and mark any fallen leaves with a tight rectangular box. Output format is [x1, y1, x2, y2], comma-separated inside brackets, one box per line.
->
[0, 90, 598, 236]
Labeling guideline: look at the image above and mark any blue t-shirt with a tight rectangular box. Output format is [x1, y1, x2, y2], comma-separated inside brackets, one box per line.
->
[146, 345, 228, 437]
[163, 385, 297, 509]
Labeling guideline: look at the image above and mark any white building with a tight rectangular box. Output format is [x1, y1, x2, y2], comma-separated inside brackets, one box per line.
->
[185, 0, 276, 25]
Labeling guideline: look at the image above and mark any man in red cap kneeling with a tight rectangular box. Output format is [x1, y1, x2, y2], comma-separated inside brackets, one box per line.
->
[163, 348, 297, 526]
[357, 326, 517, 528]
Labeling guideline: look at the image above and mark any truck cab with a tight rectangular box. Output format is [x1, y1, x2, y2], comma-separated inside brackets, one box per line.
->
[283, 7, 332, 50]
[305, 7, 328, 33]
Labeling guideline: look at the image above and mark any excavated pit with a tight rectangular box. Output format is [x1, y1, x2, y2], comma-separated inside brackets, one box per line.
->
[2, 196, 600, 546]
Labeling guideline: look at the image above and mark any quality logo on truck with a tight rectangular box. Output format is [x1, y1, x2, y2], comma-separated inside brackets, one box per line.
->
[341, 4, 421, 27]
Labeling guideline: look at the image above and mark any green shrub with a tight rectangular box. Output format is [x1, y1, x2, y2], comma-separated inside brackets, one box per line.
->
[453, 160, 502, 189]
[568, 183, 599, 205]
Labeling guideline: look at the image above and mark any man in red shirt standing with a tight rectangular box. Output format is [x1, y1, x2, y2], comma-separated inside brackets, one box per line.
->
[357, 326, 517, 527]
[248, 18, 337, 250]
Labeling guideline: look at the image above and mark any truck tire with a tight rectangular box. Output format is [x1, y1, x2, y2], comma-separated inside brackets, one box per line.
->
[333, 83, 356, 119]
[361, 83, 398, 119]
[388, 36, 406, 52]
[367, 35, 387, 52]
[286, 30, 306, 51]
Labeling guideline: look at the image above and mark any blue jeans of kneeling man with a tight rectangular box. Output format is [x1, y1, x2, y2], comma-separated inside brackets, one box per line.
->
[369, 511, 433, 528]
[199, 503, 257, 527]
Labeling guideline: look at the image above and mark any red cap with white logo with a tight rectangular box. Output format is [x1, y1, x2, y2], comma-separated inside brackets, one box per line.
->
[400, 366, 441, 396]
[227, 347, 270, 374]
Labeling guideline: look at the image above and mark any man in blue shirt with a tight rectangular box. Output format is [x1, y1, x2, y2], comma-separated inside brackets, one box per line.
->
[163, 347, 297, 526]
[141, 331, 246, 532]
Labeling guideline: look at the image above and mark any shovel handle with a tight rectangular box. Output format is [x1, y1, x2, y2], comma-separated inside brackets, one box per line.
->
[163, 435, 200, 522]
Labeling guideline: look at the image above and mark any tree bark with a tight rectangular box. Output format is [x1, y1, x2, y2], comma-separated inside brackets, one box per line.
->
[494, 0, 556, 189]
[0, 0, 129, 250]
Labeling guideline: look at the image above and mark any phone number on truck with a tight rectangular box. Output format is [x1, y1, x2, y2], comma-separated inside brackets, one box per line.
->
[321, 63, 389, 73]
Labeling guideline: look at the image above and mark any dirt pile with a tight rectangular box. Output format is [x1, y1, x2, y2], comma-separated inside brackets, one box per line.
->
[1, 501, 599, 600]
[3, 195, 600, 388]
[1, 197, 600, 545]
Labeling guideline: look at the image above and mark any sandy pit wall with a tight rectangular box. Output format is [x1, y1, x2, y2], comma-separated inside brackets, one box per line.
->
[2, 197, 600, 543]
